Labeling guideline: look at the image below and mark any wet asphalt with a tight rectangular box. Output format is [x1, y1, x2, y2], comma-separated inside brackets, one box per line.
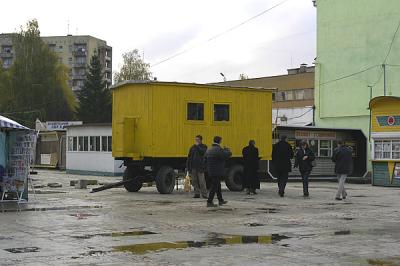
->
[0, 170, 399, 265]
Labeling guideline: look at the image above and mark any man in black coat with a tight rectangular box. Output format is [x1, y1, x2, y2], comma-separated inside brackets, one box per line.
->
[294, 141, 315, 197]
[186, 135, 208, 198]
[332, 141, 353, 200]
[206, 136, 232, 207]
[272, 135, 294, 197]
[242, 140, 260, 195]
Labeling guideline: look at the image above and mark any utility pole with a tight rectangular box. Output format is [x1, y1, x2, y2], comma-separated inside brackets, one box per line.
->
[382, 64, 387, 96]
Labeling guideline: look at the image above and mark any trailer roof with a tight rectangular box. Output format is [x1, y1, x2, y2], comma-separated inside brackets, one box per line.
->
[111, 80, 276, 92]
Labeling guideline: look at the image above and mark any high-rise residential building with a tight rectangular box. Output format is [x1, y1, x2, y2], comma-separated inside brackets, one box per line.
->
[0, 34, 112, 92]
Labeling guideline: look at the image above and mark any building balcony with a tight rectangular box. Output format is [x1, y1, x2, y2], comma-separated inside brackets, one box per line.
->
[104, 66, 112, 72]
[72, 75, 86, 80]
[0, 52, 13, 58]
[105, 55, 112, 61]
[73, 50, 87, 57]
[73, 62, 87, 67]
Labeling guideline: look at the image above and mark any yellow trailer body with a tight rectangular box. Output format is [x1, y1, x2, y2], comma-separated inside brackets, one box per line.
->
[112, 81, 273, 160]
[111, 81, 274, 194]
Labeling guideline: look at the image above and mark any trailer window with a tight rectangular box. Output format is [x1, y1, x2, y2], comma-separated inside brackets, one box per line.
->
[214, 104, 230, 122]
[187, 103, 204, 121]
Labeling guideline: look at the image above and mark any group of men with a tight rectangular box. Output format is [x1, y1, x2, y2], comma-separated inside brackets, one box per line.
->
[186, 134, 354, 208]
[272, 135, 353, 200]
[186, 135, 260, 207]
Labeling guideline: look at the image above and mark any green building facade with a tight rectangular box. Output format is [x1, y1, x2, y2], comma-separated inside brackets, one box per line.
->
[315, 0, 400, 170]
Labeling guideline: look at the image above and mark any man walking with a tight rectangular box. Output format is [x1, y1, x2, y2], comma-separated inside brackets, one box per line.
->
[242, 140, 260, 195]
[206, 136, 231, 207]
[332, 141, 353, 200]
[186, 135, 208, 198]
[272, 135, 294, 197]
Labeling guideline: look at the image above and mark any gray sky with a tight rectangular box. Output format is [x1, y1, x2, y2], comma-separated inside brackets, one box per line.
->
[1, 0, 316, 83]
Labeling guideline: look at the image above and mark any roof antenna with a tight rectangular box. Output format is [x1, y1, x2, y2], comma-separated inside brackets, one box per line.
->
[67, 19, 70, 35]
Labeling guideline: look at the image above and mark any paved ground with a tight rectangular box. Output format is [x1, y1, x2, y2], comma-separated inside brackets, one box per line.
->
[0, 170, 400, 265]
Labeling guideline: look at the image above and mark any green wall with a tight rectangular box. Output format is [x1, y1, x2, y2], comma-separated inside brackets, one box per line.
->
[315, 0, 400, 170]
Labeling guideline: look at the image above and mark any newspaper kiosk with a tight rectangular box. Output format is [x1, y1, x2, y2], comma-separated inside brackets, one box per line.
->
[370, 97, 400, 187]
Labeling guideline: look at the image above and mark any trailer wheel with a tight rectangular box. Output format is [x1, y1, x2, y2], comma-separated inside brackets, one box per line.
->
[225, 164, 244, 191]
[123, 167, 143, 192]
[155, 166, 176, 194]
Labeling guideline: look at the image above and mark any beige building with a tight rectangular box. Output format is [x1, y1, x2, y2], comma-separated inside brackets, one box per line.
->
[0, 34, 112, 92]
[213, 64, 315, 125]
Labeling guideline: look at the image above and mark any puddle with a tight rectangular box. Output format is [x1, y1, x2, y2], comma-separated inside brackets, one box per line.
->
[341, 217, 355, 221]
[334, 230, 351, 235]
[5, 247, 40, 253]
[113, 233, 290, 254]
[71, 230, 157, 239]
[256, 208, 279, 214]
[0, 236, 13, 240]
[208, 208, 234, 212]
[1, 205, 102, 213]
[33, 190, 67, 194]
[246, 222, 265, 227]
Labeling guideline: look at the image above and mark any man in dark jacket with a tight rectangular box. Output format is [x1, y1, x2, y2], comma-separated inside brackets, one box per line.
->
[272, 135, 294, 197]
[186, 135, 208, 198]
[332, 141, 353, 200]
[242, 140, 260, 195]
[294, 141, 315, 197]
[206, 136, 231, 207]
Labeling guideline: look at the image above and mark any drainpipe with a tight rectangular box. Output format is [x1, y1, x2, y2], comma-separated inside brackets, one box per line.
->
[382, 64, 387, 96]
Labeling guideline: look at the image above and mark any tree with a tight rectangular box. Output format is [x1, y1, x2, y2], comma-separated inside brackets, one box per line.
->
[0, 20, 76, 127]
[114, 49, 152, 83]
[239, 73, 249, 80]
[76, 53, 112, 123]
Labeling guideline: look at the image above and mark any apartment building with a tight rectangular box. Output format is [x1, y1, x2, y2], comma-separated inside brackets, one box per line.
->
[0, 34, 112, 92]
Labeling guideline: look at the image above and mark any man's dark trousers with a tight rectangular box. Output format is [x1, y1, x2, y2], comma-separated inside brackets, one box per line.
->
[276, 170, 289, 195]
[208, 176, 223, 203]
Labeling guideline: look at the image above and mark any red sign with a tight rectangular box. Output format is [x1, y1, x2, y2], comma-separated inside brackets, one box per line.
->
[387, 116, 396, 126]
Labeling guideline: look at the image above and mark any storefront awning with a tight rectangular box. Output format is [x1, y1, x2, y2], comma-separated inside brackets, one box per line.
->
[0, 115, 30, 130]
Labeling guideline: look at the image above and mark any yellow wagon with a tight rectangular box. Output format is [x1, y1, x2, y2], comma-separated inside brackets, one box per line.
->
[112, 81, 274, 194]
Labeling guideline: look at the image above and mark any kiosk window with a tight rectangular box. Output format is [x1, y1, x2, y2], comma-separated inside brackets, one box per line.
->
[214, 104, 230, 122]
[374, 140, 400, 159]
[187, 103, 204, 121]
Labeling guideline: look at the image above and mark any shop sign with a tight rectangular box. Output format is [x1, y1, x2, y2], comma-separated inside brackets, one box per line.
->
[295, 130, 336, 140]
[45, 121, 83, 131]
[376, 116, 400, 126]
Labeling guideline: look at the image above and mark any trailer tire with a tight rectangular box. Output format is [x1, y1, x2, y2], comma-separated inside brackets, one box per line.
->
[225, 164, 244, 191]
[123, 167, 143, 192]
[156, 166, 176, 194]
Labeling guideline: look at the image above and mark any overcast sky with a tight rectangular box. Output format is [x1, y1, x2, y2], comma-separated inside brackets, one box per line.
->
[1, 0, 316, 83]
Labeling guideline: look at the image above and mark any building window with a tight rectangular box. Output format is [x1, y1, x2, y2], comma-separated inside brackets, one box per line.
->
[78, 136, 84, 151]
[304, 89, 314, 100]
[295, 90, 305, 100]
[101, 136, 107, 151]
[374, 140, 400, 160]
[108, 136, 112, 152]
[272, 93, 276, 101]
[90, 136, 101, 151]
[214, 104, 230, 122]
[319, 140, 332, 157]
[83, 136, 89, 151]
[286, 91, 294, 101]
[187, 103, 204, 121]
[59, 45, 63, 49]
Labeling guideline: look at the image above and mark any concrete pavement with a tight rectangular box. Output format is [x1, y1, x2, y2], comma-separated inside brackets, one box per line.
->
[0, 170, 399, 265]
